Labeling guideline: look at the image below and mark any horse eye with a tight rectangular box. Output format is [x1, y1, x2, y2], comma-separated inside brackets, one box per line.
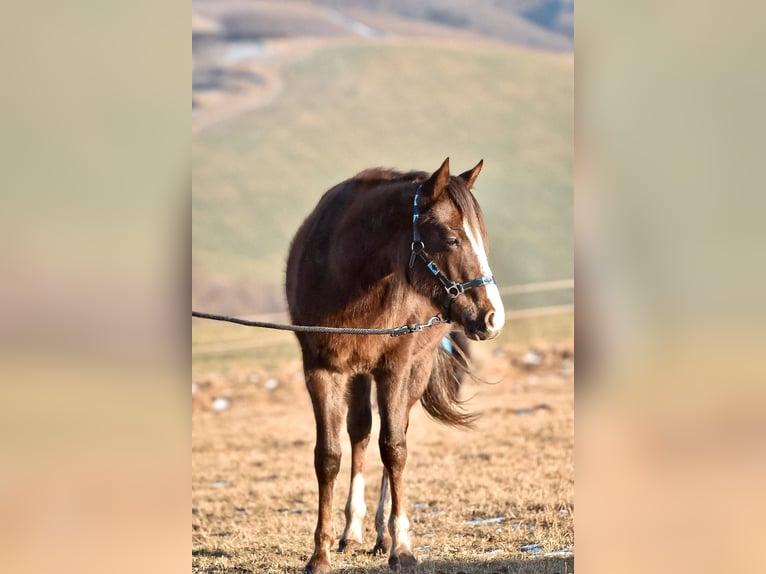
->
[446, 237, 461, 248]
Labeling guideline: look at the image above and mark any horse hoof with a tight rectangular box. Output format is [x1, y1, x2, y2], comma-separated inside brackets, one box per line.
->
[371, 537, 391, 556]
[304, 557, 332, 574]
[388, 552, 417, 571]
[338, 538, 363, 553]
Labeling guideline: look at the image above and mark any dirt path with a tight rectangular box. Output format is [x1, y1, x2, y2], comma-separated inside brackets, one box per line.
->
[193, 38, 325, 134]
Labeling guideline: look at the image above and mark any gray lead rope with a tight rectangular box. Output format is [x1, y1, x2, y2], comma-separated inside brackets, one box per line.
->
[191, 311, 447, 337]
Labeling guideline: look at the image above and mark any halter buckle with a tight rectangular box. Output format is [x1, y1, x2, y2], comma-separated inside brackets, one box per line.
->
[445, 282, 464, 299]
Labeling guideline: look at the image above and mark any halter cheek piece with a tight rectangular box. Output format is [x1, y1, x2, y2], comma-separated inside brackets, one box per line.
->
[408, 184, 496, 320]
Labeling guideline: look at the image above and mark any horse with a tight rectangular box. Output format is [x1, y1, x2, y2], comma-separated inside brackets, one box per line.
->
[285, 158, 505, 573]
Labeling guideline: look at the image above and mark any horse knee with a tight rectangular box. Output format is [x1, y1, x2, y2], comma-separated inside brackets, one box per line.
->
[314, 443, 342, 482]
[378, 433, 407, 470]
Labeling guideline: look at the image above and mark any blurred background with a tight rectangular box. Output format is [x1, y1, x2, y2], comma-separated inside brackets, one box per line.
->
[192, 0, 574, 369]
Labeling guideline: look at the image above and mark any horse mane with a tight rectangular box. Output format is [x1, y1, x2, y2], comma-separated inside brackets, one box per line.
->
[352, 168, 422, 183]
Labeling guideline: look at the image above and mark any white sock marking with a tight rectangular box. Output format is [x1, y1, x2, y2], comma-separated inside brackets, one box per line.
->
[343, 473, 366, 543]
[391, 513, 412, 554]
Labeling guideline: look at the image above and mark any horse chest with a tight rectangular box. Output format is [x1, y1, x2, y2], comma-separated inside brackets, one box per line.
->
[333, 337, 405, 373]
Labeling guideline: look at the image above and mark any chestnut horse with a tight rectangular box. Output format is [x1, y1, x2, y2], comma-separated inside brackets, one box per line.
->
[285, 158, 505, 573]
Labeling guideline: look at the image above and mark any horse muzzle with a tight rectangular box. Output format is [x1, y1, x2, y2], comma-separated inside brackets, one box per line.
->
[463, 309, 504, 341]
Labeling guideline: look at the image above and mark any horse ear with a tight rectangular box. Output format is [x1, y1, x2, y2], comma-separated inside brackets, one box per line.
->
[458, 159, 483, 190]
[422, 157, 450, 203]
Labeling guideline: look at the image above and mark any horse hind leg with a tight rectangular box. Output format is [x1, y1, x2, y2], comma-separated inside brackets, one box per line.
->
[372, 469, 392, 556]
[339, 374, 373, 553]
[304, 368, 346, 574]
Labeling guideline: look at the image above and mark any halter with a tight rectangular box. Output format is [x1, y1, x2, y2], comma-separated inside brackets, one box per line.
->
[408, 184, 496, 320]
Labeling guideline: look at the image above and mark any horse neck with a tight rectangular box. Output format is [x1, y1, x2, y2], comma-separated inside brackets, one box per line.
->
[340, 183, 413, 292]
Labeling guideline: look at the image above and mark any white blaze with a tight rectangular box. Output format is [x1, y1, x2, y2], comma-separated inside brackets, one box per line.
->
[463, 221, 506, 332]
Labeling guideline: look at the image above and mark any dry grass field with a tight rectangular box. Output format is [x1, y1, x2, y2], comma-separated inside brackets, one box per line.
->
[192, 338, 573, 573]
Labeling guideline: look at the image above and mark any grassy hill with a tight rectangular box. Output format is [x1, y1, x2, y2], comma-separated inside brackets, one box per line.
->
[192, 39, 572, 315]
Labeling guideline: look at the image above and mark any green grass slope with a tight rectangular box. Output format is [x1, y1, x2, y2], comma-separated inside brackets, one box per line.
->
[192, 39, 572, 314]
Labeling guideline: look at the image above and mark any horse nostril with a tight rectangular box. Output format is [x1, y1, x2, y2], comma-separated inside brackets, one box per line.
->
[486, 311, 496, 331]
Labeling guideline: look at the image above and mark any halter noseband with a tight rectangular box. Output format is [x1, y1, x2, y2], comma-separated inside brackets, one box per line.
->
[408, 184, 496, 320]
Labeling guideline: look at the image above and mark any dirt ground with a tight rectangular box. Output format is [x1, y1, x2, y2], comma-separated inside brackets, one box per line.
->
[192, 340, 574, 573]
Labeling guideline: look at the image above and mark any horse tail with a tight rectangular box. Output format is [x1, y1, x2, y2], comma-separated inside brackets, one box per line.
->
[419, 331, 478, 428]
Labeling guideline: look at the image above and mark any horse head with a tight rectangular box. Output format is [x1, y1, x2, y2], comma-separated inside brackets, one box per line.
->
[409, 157, 506, 341]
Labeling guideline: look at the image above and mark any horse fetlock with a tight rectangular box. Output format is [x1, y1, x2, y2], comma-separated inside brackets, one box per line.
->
[338, 537, 363, 553]
[389, 514, 411, 544]
[386, 513, 414, 570]
[339, 516, 365, 553]
[371, 534, 392, 556]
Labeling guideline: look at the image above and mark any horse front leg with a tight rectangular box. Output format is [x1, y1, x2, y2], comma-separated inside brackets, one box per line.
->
[339, 374, 372, 553]
[305, 368, 345, 574]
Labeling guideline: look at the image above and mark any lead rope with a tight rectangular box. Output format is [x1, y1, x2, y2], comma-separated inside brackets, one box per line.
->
[191, 311, 447, 337]
[193, 183, 449, 337]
